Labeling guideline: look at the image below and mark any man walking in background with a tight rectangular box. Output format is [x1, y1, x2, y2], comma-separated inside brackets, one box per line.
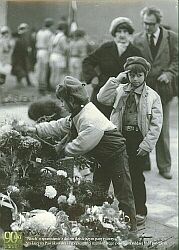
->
[36, 18, 54, 94]
[133, 6, 178, 179]
[11, 23, 33, 87]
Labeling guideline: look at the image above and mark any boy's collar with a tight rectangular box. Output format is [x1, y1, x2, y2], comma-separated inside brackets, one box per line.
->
[70, 102, 89, 118]
[124, 82, 146, 94]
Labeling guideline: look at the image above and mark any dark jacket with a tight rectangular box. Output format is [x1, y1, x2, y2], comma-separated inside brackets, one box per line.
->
[82, 41, 142, 117]
[133, 27, 178, 103]
[11, 33, 31, 78]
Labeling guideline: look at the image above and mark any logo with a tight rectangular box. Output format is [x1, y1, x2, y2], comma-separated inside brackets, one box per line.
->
[3, 232, 23, 249]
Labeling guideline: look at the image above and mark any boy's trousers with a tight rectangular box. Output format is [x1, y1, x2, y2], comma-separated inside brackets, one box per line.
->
[89, 130, 137, 230]
[123, 129, 147, 216]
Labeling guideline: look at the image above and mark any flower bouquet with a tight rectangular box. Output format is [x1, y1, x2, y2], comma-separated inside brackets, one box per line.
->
[0, 119, 134, 249]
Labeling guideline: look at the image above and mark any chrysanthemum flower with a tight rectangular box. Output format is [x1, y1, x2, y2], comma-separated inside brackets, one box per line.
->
[57, 170, 67, 178]
[67, 193, 76, 205]
[58, 195, 67, 204]
[44, 186, 57, 199]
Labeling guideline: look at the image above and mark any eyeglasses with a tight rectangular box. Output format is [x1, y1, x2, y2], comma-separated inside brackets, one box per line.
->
[143, 22, 157, 26]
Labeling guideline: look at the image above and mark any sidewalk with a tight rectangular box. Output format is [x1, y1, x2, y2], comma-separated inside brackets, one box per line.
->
[139, 97, 178, 248]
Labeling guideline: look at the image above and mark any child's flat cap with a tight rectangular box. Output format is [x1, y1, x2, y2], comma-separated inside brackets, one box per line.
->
[56, 76, 89, 104]
[124, 56, 151, 72]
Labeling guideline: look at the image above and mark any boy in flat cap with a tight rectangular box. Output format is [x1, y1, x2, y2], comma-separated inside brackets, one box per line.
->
[82, 17, 141, 118]
[25, 75, 137, 231]
[97, 56, 163, 226]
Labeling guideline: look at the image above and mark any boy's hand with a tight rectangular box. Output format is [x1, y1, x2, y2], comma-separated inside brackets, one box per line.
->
[91, 76, 99, 87]
[116, 71, 130, 82]
[137, 148, 148, 157]
[18, 125, 36, 135]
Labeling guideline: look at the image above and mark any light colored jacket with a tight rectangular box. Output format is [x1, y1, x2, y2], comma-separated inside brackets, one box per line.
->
[36, 28, 54, 50]
[97, 77, 163, 152]
[36, 102, 116, 156]
[50, 31, 68, 55]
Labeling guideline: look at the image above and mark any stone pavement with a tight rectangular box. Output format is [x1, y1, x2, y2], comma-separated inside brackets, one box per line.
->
[0, 82, 178, 249]
[138, 97, 178, 249]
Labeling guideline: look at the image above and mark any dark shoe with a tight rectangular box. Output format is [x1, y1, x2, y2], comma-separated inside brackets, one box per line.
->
[159, 172, 172, 179]
[136, 214, 146, 226]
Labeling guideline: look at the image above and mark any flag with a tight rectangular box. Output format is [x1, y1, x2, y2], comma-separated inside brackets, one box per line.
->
[68, 0, 78, 34]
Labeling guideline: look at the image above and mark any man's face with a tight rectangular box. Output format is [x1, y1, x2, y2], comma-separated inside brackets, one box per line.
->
[142, 14, 159, 34]
[128, 72, 145, 88]
[114, 28, 131, 43]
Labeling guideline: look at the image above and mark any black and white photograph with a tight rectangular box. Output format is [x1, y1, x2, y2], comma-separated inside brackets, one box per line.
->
[0, 0, 178, 249]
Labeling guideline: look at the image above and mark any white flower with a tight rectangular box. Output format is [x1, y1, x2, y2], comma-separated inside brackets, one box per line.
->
[18, 120, 26, 126]
[45, 186, 57, 199]
[0, 124, 12, 133]
[11, 222, 23, 231]
[58, 195, 67, 204]
[101, 222, 115, 230]
[71, 227, 81, 237]
[0, 124, 12, 137]
[67, 193, 76, 205]
[57, 170, 67, 178]
[23, 211, 56, 231]
[91, 206, 100, 215]
[7, 185, 20, 193]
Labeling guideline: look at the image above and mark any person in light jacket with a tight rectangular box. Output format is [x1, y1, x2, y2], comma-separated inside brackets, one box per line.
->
[36, 18, 54, 94]
[25, 75, 137, 231]
[49, 21, 68, 90]
[97, 56, 163, 226]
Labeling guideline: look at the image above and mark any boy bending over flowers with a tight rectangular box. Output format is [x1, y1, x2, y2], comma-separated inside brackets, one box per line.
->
[25, 76, 137, 231]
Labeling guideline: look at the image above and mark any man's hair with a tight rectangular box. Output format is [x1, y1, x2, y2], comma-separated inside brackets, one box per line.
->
[44, 18, 54, 28]
[57, 21, 68, 36]
[140, 6, 163, 23]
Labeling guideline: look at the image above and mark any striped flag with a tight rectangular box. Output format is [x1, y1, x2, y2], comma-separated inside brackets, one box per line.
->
[68, 0, 78, 34]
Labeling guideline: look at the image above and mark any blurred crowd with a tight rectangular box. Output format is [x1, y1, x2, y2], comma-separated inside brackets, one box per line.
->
[0, 17, 95, 94]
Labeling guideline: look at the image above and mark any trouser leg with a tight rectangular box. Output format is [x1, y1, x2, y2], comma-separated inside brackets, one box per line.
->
[38, 61, 48, 91]
[123, 131, 147, 216]
[111, 150, 137, 230]
[93, 164, 111, 193]
[49, 59, 56, 89]
[156, 102, 171, 173]
[25, 72, 32, 86]
[36, 51, 49, 92]
[93, 151, 137, 230]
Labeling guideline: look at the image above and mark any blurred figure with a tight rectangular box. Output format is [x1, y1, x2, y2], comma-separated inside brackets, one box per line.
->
[29, 27, 37, 72]
[133, 7, 178, 179]
[49, 21, 68, 90]
[36, 18, 54, 94]
[0, 26, 14, 85]
[69, 29, 88, 80]
[82, 17, 141, 118]
[11, 23, 33, 87]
